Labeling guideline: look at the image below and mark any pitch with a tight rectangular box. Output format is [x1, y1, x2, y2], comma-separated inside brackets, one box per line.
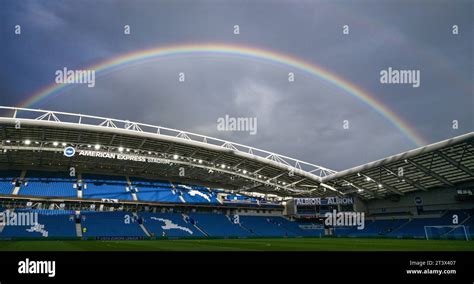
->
[0, 238, 471, 251]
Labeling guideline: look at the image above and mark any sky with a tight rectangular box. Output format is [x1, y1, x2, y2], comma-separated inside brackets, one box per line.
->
[0, 0, 472, 171]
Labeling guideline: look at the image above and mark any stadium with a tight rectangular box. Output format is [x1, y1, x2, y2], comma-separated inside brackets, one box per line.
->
[2, 1, 473, 280]
[0, 106, 472, 251]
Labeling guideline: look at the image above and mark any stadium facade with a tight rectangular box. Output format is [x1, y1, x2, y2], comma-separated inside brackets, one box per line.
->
[0, 106, 473, 240]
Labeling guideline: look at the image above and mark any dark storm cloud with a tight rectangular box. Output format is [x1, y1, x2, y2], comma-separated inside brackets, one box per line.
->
[1, 0, 472, 170]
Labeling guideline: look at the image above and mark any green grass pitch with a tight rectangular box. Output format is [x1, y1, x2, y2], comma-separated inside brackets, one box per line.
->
[0, 238, 472, 251]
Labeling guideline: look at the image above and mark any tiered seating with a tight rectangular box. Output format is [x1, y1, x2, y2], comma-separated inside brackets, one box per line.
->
[135, 186, 182, 203]
[0, 224, 44, 238]
[1, 171, 281, 209]
[131, 178, 181, 203]
[0, 181, 14, 194]
[269, 217, 324, 237]
[388, 211, 471, 238]
[19, 181, 76, 197]
[80, 211, 145, 237]
[1, 207, 471, 239]
[0, 209, 76, 238]
[390, 218, 446, 238]
[137, 187, 183, 203]
[140, 212, 203, 237]
[132, 179, 220, 204]
[29, 209, 76, 238]
[0, 208, 42, 238]
[176, 184, 220, 204]
[82, 174, 132, 200]
[239, 216, 291, 237]
[0, 171, 19, 195]
[348, 219, 409, 237]
[188, 213, 251, 237]
[18, 171, 76, 198]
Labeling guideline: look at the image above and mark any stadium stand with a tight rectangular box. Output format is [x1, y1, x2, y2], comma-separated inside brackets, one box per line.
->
[239, 215, 294, 237]
[176, 184, 220, 204]
[140, 212, 203, 237]
[0, 209, 76, 238]
[0, 108, 472, 244]
[80, 211, 146, 238]
[0, 181, 15, 195]
[346, 219, 408, 237]
[329, 210, 473, 239]
[268, 217, 324, 237]
[134, 184, 182, 203]
[18, 171, 76, 198]
[81, 174, 133, 200]
[1, 206, 472, 239]
[2, 170, 473, 240]
[0, 170, 280, 209]
[386, 210, 471, 239]
[188, 213, 251, 237]
[0, 170, 20, 195]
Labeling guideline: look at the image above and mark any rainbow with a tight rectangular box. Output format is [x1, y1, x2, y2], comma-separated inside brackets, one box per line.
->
[18, 43, 427, 146]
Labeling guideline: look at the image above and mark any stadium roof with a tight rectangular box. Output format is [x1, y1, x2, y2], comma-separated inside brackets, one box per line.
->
[0, 106, 336, 198]
[0, 106, 472, 200]
[321, 132, 474, 199]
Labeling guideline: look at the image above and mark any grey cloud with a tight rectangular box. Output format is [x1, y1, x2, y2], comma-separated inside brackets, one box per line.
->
[1, 0, 472, 171]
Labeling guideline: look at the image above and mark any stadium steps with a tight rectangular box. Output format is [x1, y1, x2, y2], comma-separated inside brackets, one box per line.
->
[225, 215, 255, 236]
[11, 170, 26, 195]
[126, 176, 138, 201]
[76, 174, 82, 198]
[192, 224, 209, 237]
[235, 222, 254, 236]
[234, 218, 255, 236]
[169, 182, 186, 203]
[273, 217, 309, 236]
[131, 191, 138, 201]
[389, 219, 412, 235]
[75, 211, 82, 237]
[76, 185, 83, 198]
[183, 214, 209, 237]
[378, 220, 407, 236]
[237, 223, 254, 236]
[134, 212, 151, 237]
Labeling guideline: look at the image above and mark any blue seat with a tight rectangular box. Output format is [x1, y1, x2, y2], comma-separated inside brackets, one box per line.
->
[81, 211, 145, 237]
[82, 183, 132, 200]
[140, 212, 203, 237]
[189, 213, 250, 237]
